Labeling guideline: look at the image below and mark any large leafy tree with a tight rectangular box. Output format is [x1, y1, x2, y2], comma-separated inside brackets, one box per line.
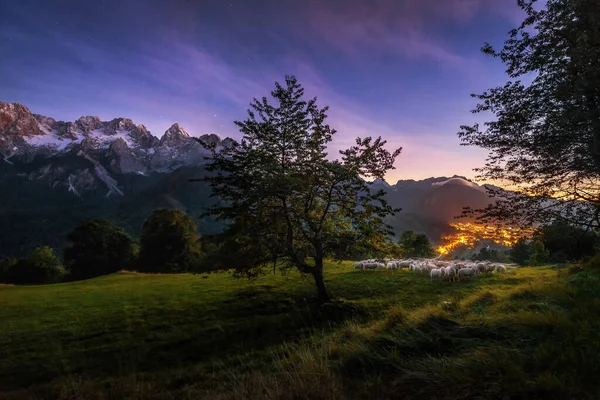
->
[139, 209, 202, 273]
[64, 219, 138, 280]
[196, 76, 401, 302]
[459, 0, 600, 229]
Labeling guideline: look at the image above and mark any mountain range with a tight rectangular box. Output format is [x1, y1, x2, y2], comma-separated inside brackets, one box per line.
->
[0, 102, 495, 258]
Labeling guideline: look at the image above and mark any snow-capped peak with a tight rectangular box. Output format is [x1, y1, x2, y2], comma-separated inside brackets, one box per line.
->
[0, 101, 234, 174]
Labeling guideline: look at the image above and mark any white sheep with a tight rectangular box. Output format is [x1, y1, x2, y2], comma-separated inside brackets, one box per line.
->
[458, 267, 475, 281]
[495, 265, 507, 273]
[430, 268, 442, 280]
[446, 266, 457, 282]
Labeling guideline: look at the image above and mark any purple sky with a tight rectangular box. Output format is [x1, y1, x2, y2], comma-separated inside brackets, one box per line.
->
[0, 0, 524, 182]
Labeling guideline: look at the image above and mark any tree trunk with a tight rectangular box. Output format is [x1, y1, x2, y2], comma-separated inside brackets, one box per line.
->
[312, 256, 331, 303]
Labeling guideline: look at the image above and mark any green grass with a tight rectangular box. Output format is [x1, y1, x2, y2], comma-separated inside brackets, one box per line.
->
[1, 262, 599, 399]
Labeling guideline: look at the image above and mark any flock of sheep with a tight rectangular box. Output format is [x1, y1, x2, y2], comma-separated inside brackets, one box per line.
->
[354, 258, 518, 282]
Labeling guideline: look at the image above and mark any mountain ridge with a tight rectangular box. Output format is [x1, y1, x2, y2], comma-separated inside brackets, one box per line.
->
[0, 101, 232, 174]
[0, 101, 496, 258]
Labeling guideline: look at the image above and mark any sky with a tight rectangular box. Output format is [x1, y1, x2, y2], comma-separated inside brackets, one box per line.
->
[0, 0, 525, 183]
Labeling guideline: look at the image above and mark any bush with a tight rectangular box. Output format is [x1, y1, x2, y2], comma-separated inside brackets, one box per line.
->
[138, 209, 202, 273]
[568, 265, 584, 275]
[64, 219, 138, 280]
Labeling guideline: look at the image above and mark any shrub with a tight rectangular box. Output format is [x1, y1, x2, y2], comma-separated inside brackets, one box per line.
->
[584, 253, 600, 271]
[568, 265, 584, 275]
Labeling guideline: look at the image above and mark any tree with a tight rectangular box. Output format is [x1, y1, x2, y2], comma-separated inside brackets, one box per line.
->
[398, 231, 417, 257]
[539, 220, 599, 262]
[64, 219, 138, 280]
[3, 247, 64, 284]
[26, 246, 64, 283]
[510, 237, 532, 265]
[528, 240, 550, 266]
[195, 76, 401, 302]
[459, 0, 600, 230]
[412, 234, 435, 258]
[398, 231, 434, 258]
[139, 209, 202, 273]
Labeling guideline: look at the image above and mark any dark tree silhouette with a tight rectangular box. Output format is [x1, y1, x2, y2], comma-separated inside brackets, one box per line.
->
[195, 76, 401, 302]
[398, 230, 435, 258]
[64, 219, 138, 280]
[139, 209, 202, 273]
[459, 0, 600, 230]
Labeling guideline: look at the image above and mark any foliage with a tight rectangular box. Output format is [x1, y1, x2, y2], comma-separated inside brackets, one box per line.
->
[138, 209, 202, 273]
[195, 75, 401, 302]
[528, 240, 550, 266]
[397, 230, 434, 258]
[539, 220, 599, 262]
[64, 219, 138, 280]
[1, 263, 599, 399]
[459, 0, 600, 230]
[1, 247, 64, 284]
[471, 246, 510, 262]
[510, 237, 532, 265]
[510, 220, 599, 265]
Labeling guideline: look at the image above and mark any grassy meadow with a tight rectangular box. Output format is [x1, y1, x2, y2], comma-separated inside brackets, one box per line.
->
[1, 261, 600, 399]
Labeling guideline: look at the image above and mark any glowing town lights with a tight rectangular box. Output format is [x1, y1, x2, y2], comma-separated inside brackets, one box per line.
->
[436, 222, 533, 255]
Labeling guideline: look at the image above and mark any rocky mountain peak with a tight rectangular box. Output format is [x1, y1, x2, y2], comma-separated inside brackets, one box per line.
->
[106, 118, 137, 135]
[75, 116, 102, 133]
[371, 178, 391, 187]
[198, 133, 222, 147]
[160, 123, 190, 144]
[137, 124, 151, 135]
[0, 102, 43, 137]
[1, 100, 236, 173]
[221, 137, 236, 149]
[168, 123, 189, 136]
